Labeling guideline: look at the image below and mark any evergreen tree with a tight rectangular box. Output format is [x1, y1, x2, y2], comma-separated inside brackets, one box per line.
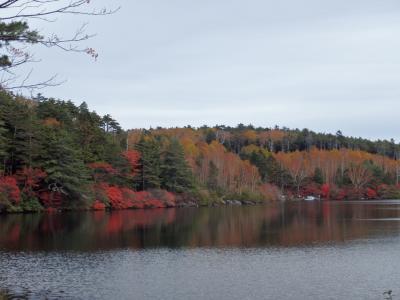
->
[205, 129, 216, 144]
[0, 119, 7, 174]
[160, 139, 193, 192]
[249, 151, 270, 182]
[0, 93, 41, 173]
[240, 147, 271, 182]
[313, 168, 324, 185]
[39, 126, 90, 201]
[265, 155, 290, 190]
[135, 135, 161, 190]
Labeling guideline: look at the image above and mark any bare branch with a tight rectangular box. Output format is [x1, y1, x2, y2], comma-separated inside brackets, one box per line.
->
[0, 0, 120, 20]
[0, 0, 117, 91]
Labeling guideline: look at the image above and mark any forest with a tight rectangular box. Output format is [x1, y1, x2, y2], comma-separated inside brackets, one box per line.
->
[1, 91, 400, 213]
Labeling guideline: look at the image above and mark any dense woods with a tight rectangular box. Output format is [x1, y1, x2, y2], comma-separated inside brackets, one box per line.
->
[1, 91, 400, 212]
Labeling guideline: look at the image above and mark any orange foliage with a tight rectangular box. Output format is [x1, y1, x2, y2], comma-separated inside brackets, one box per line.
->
[190, 141, 260, 194]
[259, 183, 281, 201]
[258, 130, 286, 151]
[42, 117, 60, 127]
[275, 148, 400, 190]
[274, 150, 313, 193]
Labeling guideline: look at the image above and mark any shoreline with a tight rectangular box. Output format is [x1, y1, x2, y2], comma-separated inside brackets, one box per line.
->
[1, 198, 398, 215]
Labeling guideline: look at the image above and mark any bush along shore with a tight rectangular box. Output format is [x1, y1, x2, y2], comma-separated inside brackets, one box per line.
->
[1, 91, 400, 213]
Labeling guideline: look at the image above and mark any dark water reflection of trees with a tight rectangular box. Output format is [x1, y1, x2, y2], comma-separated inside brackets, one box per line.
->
[1, 201, 399, 251]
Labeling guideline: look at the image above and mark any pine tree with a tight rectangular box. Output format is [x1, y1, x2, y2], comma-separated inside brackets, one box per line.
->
[0, 119, 7, 174]
[135, 135, 161, 190]
[0, 93, 41, 174]
[313, 167, 324, 185]
[160, 139, 193, 193]
[39, 126, 90, 201]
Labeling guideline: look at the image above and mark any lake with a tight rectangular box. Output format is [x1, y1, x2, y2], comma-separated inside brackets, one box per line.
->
[1, 200, 400, 299]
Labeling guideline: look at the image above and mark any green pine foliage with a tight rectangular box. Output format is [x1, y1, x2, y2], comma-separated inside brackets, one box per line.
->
[135, 135, 162, 190]
[39, 126, 91, 201]
[0, 21, 41, 67]
[160, 138, 193, 193]
[0, 119, 7, 173]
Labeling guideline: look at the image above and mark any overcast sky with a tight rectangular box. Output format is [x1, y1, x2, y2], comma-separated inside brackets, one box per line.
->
[21, 0, 400, 140]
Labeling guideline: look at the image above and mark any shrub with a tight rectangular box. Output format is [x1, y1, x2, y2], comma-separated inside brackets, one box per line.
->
[92, 200, 106, 211]
[366, 188, 378, 199]
[321, 184, 330, 199]
[259, 183, 281, 201]
[0, 177, 20, 205]
[21, 195, 43, 212]
[301, 183, 321, 197]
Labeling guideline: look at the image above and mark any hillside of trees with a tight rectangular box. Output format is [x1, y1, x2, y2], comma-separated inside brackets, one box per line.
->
[1, 91, 400, 213]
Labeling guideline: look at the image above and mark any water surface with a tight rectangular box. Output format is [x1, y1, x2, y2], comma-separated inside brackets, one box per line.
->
[1, 201, 400, 299]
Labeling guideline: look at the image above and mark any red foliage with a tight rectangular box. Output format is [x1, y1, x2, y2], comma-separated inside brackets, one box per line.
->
[321, 184, 330, 199]
[122, 150, 141, 176]
[366, 188, 378, 199]
[163, 192, 176, 207]
[133, 191, 166, 208]
[93, 183, 177, 210]
[337, 189, 347, 200]
[106, 186, 125, 209]
[102, 185, 134, 209]
[40, 191, 63, 208]
[16, 167, 46, 197]
[92, 200, 106, 211]
[0, 176, 21, 205]
[148, 190, 176, 207]
[329, 186, 346, 200]
[88, 162, 118, 182]
[45, 207, 57, 213]
[88, 162, 117, 174]
[133, 191, 149, 202]
[302, 183, 321, 197]
[121, 188, 143, 209]
[145, 198, 166, 208]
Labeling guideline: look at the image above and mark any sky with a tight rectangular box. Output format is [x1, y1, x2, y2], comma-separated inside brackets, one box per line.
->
[13, 0, 400, 140]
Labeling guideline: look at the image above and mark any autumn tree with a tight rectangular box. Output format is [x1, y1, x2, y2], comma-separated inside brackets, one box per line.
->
[274, 151, 313, 194]
[347, 162, 372, 191]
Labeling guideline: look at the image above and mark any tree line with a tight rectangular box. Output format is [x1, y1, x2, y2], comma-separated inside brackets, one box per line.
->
[1, 92, 400, 212]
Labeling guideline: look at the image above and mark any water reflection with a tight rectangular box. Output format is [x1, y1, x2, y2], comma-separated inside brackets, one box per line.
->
[1, 201, 400, 251]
